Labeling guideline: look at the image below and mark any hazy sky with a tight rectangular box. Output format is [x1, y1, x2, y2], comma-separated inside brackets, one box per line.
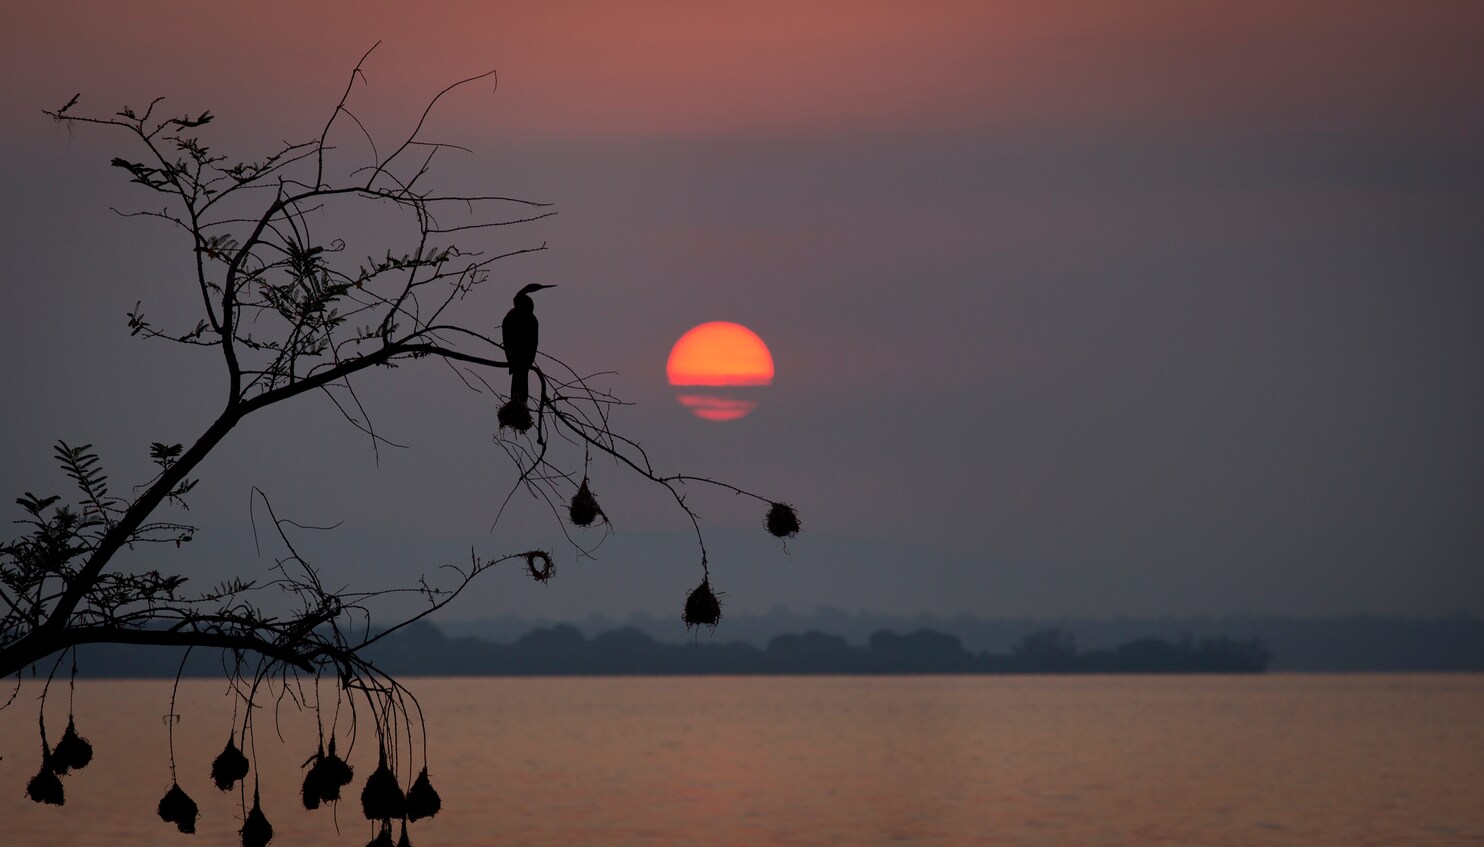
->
[2, 2, 1482, 623]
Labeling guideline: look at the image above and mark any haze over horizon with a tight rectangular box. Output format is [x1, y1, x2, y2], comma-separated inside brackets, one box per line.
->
[2, 2, 1481, 624]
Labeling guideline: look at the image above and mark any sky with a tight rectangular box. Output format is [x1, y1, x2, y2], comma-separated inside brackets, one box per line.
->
[1, 1, 1482, 624]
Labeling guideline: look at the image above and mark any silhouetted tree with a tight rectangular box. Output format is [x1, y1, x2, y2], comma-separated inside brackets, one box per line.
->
[3, 47, 797, 842]
[1009, 628, 1079, 672]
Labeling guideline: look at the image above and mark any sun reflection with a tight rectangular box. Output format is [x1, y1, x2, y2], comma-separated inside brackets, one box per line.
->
[677, 394, 758, 422]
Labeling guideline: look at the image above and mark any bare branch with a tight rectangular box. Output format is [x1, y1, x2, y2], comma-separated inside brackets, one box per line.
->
[11, 50, 795, 841]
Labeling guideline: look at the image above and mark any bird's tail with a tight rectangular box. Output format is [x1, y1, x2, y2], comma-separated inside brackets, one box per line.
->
[510, 366, 530, 405]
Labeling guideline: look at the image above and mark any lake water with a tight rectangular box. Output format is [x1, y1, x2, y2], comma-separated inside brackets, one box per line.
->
[2, 675, 1482, 846]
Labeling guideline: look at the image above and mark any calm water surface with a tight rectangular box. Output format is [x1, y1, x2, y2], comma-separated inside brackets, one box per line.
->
[2, 675, 1482, 846]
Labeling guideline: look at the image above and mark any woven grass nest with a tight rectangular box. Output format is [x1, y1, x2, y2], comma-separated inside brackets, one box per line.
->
[683, 577, 723, 630]
[367, 820, 395, 847]
[568, 478, 604, 527]
[26, 759, 64, 806]
[211, 734, 250, 791]
[765, 502, 800, 538]
[366, 820, 417, 847]
[240, 791, 273, 847]
[360, 748, 406, 821]
[302, 736, 355, 810]
[157, 781, 199, 834]
[405, 766, 442, 821]
[497, 399, 534, 433]
[525, 550, 555, 584]
[49, 716, 93, 774]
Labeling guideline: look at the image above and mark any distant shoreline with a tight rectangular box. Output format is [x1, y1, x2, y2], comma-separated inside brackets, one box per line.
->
[52, 613, 1484, 678]
[443, 611, 1484, 673]
[59, 622, 1272, 678]
[362, 623, 1273, 676]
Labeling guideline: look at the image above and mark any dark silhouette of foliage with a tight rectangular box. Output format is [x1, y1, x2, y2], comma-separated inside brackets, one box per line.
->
[1009, 628, 1080, 672]
[4, 46, 794, 841]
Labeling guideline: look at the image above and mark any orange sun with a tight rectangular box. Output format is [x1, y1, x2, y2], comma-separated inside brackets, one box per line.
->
[666, 322, 774, 421]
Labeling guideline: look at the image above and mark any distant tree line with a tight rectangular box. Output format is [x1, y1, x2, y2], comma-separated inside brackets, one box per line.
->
[445, 611, 1484, 672]
[69, 623, 1271, 677]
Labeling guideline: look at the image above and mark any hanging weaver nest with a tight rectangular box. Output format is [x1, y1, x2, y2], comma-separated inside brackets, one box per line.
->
[405, 766, 442, 821]
[497, 399, 534, 432]
[765, 502, 801, 538]
[397, 820, 415, 847]
[367, 820, 395, 847]
[157, 781, 199, 834]
[240, 791, 273, 847]
[302, 736, 356, 809]
[683, 577, 723, 630]
[211, 734, 250, 791]
[568, 478, 604, 527]
[26, 759, 64, 806]
[361, 749, 406, 821]
[49, 717, 93, 774]
[524, 550, 555, 583]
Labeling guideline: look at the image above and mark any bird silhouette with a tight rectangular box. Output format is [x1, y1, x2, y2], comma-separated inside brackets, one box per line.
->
[502, 283, 555, 406]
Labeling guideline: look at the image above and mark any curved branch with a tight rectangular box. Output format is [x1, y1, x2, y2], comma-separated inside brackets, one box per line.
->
[34, 625, 316, 674]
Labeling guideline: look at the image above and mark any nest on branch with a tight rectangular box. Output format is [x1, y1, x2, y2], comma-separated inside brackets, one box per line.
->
[497, 399, 534, 432]
[157, 781, 199, 834]
[765, 502, 801, 538]
[26, 760, 64, 806]
[405, 766, 442, 821]
[367, 821, 395, 847]
[211, 734, 250, 791]
[683, 577, 723, 630]
[240, 791, 273, 847]
[525, 550, 555, 583]
[569, 478, 604, 527]
[49, 717, 93, 774]
[360, 749, 406, 821]
[302, 736, 356, 809]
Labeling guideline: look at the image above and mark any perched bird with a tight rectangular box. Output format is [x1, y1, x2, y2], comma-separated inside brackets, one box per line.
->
[502, 283, 555, 405]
